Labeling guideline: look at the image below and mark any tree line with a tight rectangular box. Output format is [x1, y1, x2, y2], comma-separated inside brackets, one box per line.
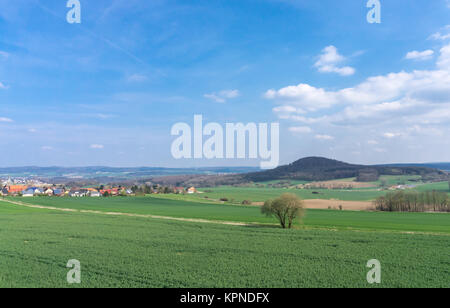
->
[374, 191, 450, 212]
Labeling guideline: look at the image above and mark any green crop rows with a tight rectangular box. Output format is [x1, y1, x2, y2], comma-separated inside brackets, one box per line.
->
[0, 198, 449, 288]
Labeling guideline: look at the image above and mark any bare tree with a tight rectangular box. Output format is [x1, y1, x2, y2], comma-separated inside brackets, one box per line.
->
[261, 193, 305, 229]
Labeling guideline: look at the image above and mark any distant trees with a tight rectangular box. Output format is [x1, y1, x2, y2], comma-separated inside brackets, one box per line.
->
[261, 193, 305, 229]
[374, 191, 450, 212]
[357, 169, 379, 182]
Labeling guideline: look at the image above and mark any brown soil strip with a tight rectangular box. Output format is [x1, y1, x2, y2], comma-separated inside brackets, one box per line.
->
[252, 199, 372, 210]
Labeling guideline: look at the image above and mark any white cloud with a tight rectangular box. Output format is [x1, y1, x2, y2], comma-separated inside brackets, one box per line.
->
[270, 44, 450, 124]
[383, 132, 402, 139]
[268, 41, 450, 161]
[0, 51, 9, 59]
[41, 146, 54, 151]
[220, 90, 240, 98]
[273, 105, 306, 119]
[289, 126, 312, 134]
[0, 82, 9, 89]
[204, 89, 240, 103]
[90, 144, 104, 149]
[437, 44, 450, 70]
[0, 117, 13, 122]
[95, 113, 116, 119]
[405, 50, 434, 61]
[267, 83, 337, 111]
[314, 46, 355, 76]
[429, 25, 450, 40]
[315, 134, 334, 140]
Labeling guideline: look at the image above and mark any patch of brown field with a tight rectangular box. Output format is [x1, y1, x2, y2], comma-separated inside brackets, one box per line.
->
[302, 199, 371, 210]
[251, 199, 372, 211]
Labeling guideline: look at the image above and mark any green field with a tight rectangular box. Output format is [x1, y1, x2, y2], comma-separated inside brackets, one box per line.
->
[198, 186, 386, 202]
[0, 202, 449, 288]
[194, 180, 450, 204]
[4, 196, 450, 233]
[1, 196, 449, 288]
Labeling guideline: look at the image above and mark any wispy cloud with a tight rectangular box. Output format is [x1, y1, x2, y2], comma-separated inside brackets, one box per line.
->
[314, 46, 355, 76]
[0, 51, 9, 59]
[204, 90, 240, 103]
[383, 132, 402, 139]
[429, 25, 450, 40]
[126, 74, 148, 83]
[405, 50, 434, 61]
[0, 82, 9, 89]
[94, 114, 117, 119]
[90, 144, 105, 149]
[0, 117, 13, 122]
[289, 126, 312, 134]
[315, 134, 334, 140]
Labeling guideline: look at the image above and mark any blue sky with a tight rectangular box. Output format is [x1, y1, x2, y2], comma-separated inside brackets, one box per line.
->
[0, 0, 449, 167]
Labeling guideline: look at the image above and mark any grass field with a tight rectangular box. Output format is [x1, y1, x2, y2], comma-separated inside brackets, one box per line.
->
[194, 180, 450, 204]
[198, 186, 387, 202]
[0, 201, 449, 288]
[5, 196, 450, 233]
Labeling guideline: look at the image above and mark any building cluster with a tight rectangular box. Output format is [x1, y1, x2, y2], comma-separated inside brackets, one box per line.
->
[0, 177, 198, 197]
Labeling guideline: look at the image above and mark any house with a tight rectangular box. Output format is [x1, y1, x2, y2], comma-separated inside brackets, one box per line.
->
[33, 188, 44, 196]
[89, 190, 101, 197]
[22, 188, 35, 197]
[69, 188, 88, 197]
[0, 187, 9, 196]
[53, 189, 64, 196]
[187, 187, 197, 194]
[174, 187, 185, 194]
[8, 185, 28, 195]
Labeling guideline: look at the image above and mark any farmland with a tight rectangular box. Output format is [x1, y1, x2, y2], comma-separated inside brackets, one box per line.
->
[192, 179, 450, 204]
[3, 196, 450, 233]
[1, 174, 449, 288]
[0, 200, 449, 288]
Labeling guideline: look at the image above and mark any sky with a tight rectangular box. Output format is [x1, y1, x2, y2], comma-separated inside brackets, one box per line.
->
[0, 0, 449, 167]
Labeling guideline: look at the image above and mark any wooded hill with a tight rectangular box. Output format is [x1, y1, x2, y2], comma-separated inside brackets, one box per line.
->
[148, 157, 448, 187]
[242, 157, 447, 182]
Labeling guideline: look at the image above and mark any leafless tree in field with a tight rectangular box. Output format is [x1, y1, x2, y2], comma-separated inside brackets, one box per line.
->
[261, 193, 305, 229]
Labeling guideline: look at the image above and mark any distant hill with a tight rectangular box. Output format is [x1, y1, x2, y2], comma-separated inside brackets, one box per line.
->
[242, 157, 447, 182]
[0, 166, 260, 180]
[148, 157, 448, 187]
[380, 163, 450, 172]
[1, 158, 447, 186]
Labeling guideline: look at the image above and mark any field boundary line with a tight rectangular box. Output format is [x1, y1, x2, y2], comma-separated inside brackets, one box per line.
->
[0, 198, 275, 227]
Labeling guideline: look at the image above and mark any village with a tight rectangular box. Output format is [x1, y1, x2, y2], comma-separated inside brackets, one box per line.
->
[0, 177, 198, 197]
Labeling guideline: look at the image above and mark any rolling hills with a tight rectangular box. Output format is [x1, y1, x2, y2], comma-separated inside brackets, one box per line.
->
[151, 157, 448, 187]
